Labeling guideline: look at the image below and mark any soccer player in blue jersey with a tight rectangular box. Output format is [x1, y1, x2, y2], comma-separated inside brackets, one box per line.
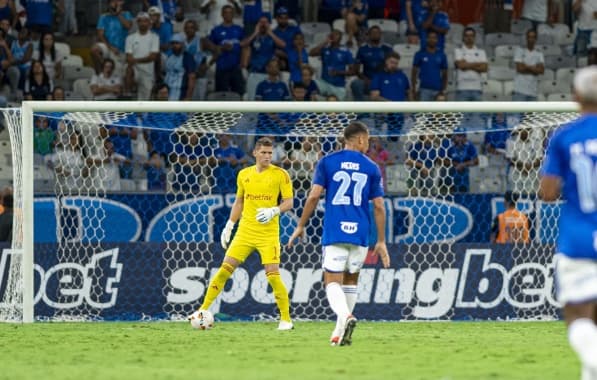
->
[540, 66, 597, 380]
[288, 121, 390, 346]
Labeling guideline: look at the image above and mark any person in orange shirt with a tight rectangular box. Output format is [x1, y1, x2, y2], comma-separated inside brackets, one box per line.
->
[490, 191, 530, 244]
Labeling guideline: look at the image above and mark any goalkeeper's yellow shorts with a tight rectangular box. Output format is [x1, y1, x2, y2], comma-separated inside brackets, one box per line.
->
[226, 234, 281, 265]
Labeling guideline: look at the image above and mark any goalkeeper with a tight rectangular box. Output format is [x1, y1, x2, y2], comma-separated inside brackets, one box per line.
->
[193, 137, 295, 330]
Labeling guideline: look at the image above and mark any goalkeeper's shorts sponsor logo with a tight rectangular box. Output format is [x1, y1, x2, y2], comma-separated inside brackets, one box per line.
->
[340, 222, 358, 234]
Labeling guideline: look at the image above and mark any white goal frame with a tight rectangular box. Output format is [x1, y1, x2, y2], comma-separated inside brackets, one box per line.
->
[18, 100, 579, 323]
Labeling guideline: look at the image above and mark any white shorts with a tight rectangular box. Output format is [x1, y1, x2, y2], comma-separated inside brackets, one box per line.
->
[554, 254, 597, 305]
[322, 244, 368, 274]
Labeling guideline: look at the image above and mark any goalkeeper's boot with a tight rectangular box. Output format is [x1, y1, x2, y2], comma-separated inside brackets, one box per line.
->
[339, 315, 357, 346]
[277, 320, 294, 331]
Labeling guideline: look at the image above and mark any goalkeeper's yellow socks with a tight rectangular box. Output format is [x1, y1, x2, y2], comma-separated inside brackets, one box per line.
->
[199, 262, 234, 310]
[266, 271, 291, 322]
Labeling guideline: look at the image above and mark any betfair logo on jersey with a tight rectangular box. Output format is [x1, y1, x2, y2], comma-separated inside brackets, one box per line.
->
[245, 194, 273, 201]
[340, 222, 358, 234]
[341, 162, 360, 170]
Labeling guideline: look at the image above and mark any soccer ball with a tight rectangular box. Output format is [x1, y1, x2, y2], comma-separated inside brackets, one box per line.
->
[189, 310, 214, 330]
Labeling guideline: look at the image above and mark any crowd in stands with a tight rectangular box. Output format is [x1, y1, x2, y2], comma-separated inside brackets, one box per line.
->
[0, 0, 591, 195]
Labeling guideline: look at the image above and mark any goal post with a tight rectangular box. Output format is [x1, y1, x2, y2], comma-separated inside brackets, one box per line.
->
[2, 100, 581, 323]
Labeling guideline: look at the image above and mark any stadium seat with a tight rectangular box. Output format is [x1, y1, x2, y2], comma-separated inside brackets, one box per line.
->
[280, 71, 290, 84]
[494, 45, 516, 60]
[556, 33, 576, 46]
[383, 32, 403, 45]
[544, 55, 576, 70]
[312, 31, 329, 46]
[502, 80, 513, 96]
[368, 19, 399, 33]
[484, 33, 518, 50]
[540, 79, 571, 95]
[0, 140, 10, 155]
[483, 79, 503, 95]
[578, 56, 588, 67]
[556, 67, 576, 84]
[385, 164, 409, 194]
[393, 43, 418, 58]
[398, 20, 408, 36]
[120, 179, 136, 191]
[537, 23, 570, 42]
[207, 91, 242, 101]
[62, 66, 94, 82]
[482, 93, 508, 101]
[540, 68, 556, 81]
[534, 34, 554, 45]
[307, 56, 322, 78]
[0, 127, 9, 141]
[301, 22, 331, 37]
[510, 19, 532, 35]
[332, 18, 345, 32]
[185, 11, 201, 22]
[547, 93, 573, 101]
[72, 78, 93, 100]
[488, 66, 515, 81]
[447, 22, 464, 44]
[0, 165, 11, 180]
[61, 54, 84, 68]
[487, 56, 511, 68]
[55, 42, 71, 57]
[536, 44, 561, 57]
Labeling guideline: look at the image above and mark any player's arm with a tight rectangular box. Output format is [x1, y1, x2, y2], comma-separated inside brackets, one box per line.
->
[539, 175, 561, 202]
[287, 184, 324, 247]
[372, 196, 390, 268]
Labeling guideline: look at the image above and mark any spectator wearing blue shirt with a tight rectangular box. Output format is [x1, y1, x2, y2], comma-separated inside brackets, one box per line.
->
[182, 19, 208, 100]
[300, 65, 319, 100]
[309, 30, 355, 100]
[213, 134, 249, 194]
[170, 131, 216, 194]
[411, 30, 448, 101]
[91, 0, 133, 73]
[283, 33, 309, 85]
[164, 33, 197, 100]
[241, 16, 286, 100]
[368, 0, 386, 18]
[404, 0, 425, 40]
[272, 7, 301, 70]
[149, 6, 173, 53]
[243, 0, 273, 36]
[319, 0, 345, 24]
[447, 128, 479, 193]
[484, 113, 511, 156]
[351, 26, 393, 101]
[144, 151, 166, 191]
[406, 134, 444, 196]
[204, 5, 245, 95]
[23, 0, 53, 34]
[419, 0, 450, 51]
[343, 0, 369, 47]
[370, 51, 412, 102]
[255, 58, 290, 101]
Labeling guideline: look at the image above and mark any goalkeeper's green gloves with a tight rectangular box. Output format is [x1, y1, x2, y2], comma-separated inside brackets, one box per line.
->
[256, 207, 280, 224]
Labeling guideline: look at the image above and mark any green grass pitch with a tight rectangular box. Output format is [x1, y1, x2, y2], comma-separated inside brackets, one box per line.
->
[0, 321, 578, 380]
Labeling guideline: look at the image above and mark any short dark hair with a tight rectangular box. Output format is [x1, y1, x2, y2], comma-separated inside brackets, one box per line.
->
[385, 51, 400, 61]
[2, 193, 12, 208]
[463, 27, 476, 36]
[292, 82, 306, 90]
[344, 121, 369, 141]
[526, 29, 537, 38]
[255, 137, 273, 149]
[368, 25, 381, 33]
[221, 4, 234, 12]
[504, 191, 518, 206]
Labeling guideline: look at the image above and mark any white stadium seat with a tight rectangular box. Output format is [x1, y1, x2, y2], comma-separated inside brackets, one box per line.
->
[488, 66, 515, 81]
[368, 19, 399, 33]
[483, 79, 503, 95]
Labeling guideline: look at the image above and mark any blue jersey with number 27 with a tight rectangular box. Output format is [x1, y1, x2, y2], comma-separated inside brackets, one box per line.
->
[313, 149, 384, 247]
[541, 114, 597, 259]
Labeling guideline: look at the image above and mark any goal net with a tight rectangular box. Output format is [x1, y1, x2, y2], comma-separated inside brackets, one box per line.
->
[0, 101, 579, 322]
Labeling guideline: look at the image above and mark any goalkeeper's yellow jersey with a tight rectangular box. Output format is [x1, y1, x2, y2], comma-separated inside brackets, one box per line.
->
[235, 164, 293, 240]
